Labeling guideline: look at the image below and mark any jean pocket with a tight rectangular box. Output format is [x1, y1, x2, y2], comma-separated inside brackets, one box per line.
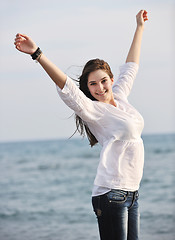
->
[106, 189, 127, 203]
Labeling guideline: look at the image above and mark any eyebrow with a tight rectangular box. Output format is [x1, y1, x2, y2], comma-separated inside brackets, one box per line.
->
[88, 76, 107, 84]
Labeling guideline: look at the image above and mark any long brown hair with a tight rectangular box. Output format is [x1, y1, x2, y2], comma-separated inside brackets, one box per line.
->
[75, 58, 114, 147]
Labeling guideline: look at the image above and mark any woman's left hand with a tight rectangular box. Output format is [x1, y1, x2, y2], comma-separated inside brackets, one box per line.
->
[136, 10, 148, 27]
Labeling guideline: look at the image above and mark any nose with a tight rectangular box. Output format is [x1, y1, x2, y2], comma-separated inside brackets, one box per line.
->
[97, 83, 104, 92]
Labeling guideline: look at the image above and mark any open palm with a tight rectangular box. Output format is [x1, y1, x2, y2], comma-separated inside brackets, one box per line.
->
[14, 33, 38, 55]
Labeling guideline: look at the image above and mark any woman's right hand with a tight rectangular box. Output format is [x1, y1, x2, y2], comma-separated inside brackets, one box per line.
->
[136, 10, 148, 27]
[14, 33, 38, 55]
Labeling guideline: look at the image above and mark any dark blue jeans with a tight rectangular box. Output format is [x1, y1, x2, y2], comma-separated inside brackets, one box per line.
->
[92, 189, 140, 240]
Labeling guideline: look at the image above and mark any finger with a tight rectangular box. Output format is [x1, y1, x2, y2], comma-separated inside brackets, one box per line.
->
[136, 10, 145, 18]
[15, 37, 24, 42]
[16, 45, 21, 51]
[15, 42, 20, 49]
[15, 37, 21, 42]
[19, 33, 29, 40]
[140, 10, 145, 15]
[139, 9, 147, 17]
[143, 12, 148, 17]
[14, 38, 22, 44]
[14, 41, 20, 47]
[143, 16, 148, 21]
[16, 33, 29, 41]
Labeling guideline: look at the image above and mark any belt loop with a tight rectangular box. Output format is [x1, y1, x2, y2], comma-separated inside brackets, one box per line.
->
[128, 191, 137, 210]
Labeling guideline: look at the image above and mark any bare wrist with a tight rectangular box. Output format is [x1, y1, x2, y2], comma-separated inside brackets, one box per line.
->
[136, 24, 144, 31]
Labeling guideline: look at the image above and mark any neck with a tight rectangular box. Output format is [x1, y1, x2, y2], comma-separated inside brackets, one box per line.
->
[109, 97, 117, 107]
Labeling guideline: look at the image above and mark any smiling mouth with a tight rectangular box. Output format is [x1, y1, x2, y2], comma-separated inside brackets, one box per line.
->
[96, 90, 107, 96]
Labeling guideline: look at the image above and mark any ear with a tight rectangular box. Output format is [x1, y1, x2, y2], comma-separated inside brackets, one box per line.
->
[111, 78, 114, 85]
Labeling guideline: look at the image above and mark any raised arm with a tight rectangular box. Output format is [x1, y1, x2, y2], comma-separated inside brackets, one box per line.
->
[14, 33, 67, 89]
[126, 10, 148, 64]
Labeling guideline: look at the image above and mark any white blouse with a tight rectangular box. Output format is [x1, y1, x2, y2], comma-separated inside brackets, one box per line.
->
[56, 62, 144, 196]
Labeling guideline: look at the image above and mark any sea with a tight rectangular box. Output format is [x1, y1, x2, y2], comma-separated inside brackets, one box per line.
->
[0, 133, 175, 240]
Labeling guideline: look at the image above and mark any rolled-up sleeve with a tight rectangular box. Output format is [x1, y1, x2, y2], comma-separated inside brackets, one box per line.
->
[56, 76, 104, 122]
[112, 62, 139, 99]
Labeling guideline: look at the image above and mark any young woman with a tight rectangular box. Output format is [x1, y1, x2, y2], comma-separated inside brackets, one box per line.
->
[14, 10, 148, 240]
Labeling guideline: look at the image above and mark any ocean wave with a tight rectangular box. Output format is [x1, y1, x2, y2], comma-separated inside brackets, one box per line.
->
[0, 210, 19, 219]
[0, 208, 56, 219]
[37, 163, 60, 171]
[153, 148, 175, 154]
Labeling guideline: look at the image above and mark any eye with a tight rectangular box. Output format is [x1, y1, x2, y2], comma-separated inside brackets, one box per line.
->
[102, 79, 107, 83]
[89, 82, 96, 86]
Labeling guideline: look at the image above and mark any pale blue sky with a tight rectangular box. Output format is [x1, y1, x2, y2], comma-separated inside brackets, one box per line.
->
[0, 0, 174, 142]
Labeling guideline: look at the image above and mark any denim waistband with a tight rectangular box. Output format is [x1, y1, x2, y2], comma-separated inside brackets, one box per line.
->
[109, 189, 139, 197]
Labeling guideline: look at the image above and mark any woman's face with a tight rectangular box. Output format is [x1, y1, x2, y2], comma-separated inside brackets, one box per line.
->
[87, 69, 114, 104]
